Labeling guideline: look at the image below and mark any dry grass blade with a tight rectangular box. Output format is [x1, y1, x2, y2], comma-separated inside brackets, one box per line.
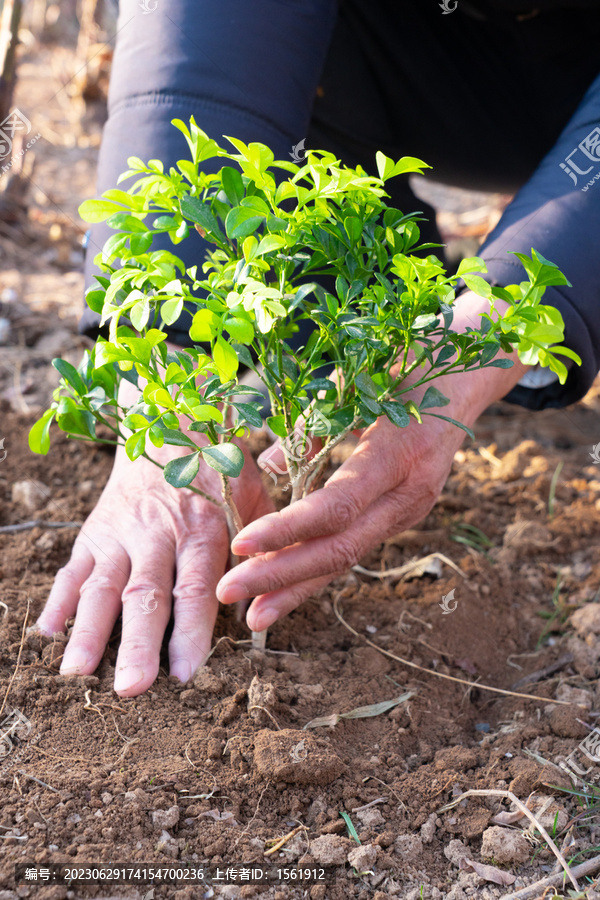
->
[304, 691, 414, 729]
[353, 551, 466, 582]
[437, 789, 579, 891]
[333, 593, 579, 707]
[501, 854, 600, 899]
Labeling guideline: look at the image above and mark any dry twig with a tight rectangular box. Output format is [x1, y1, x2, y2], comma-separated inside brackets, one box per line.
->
[264, 824, 308, 856]
[334, 594, 578, 707]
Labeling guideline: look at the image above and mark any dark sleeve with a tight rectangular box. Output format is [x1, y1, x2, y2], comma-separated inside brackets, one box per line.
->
[80, 0, 337, 344]
[477, 70, 600, 410]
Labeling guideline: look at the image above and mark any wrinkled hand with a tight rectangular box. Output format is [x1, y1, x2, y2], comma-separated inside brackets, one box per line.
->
[35, 414, 273, 697]
[217, 292, 530, 632]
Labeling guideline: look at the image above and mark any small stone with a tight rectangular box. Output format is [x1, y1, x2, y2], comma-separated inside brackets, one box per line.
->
[395, 834, 423, 862]
[481, 826, 530, 864]
[101, 792, 113, 805]
[35, 531, 58, 551]
[78, 480, 95, 497]
[296, 684, 324, 701]
[347, 843, 378, 872]
[356, 807, 385, 828]
[152, 806, 180, 830]
[310, 834, 352, 866]
[571, 604, 600, 637]
[12, 480, 49, 511]
[444, 838, 470, 867]
[65, 813, 81, 825]
[556, 685, 593, 709]
[421, 813, 437, 844]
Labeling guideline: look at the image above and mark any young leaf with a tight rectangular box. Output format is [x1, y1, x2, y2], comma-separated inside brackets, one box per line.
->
[125, 429, 146, 461]
[213, 335, 239, 382]
[190, 309, 219, 342]
[52, 359, 87, 396]
[164, 451, 201, 488]
[201, 442, 244, 477]
[28, 410, 54, 455]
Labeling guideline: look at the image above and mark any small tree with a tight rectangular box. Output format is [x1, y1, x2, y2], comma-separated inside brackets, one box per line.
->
[30, 118, 580, 646]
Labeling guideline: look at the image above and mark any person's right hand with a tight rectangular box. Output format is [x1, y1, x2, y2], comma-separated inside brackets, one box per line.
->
[34, 410, 274, 697]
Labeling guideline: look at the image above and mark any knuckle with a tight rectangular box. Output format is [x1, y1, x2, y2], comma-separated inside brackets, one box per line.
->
[121, 582, 162, 607]
[327, 484, 362, 532]
[79, 572, 118, 597]
[333, 533, 360, 571]
[54, 565, 82, 589]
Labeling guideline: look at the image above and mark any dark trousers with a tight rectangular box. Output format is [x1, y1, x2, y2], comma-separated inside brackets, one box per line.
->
[80, 0, 600, 407]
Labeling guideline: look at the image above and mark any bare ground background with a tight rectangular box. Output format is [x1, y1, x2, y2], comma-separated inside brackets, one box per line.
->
[2, 5, 600, 899]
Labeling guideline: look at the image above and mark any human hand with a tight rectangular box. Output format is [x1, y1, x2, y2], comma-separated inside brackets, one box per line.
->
[34, 381, 274, 697]
[216, 291, 531, 631]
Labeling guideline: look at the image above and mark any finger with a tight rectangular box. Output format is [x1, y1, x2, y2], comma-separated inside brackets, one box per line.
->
[246, 573, 333, 633]
[219, 479, 436, 605]
[232, 421, 407, 556]
[59, 546, 130, 676]
[113, 541, 176, 696]
[35, 540, 95, 636]
[168, 512, 229, 683]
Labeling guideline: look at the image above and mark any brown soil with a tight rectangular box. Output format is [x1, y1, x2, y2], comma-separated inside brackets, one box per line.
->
[2, 16, 600, 900]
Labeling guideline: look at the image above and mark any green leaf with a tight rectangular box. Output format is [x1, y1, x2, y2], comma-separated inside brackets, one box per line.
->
[381, 400, 410, 428]
[164, 452, 201, 488]
[422, 412, 474, 440]
[160, 296, 184, 326]
[233, 402, 263, 428]
[106, 213, 148, 233]
[180, 195, 226, 243]
[225, 206, 265, 240]
[462, 274, 492, 298]
[304, 378, 337, 393]
[355, 372, 379, 400]
[125, 429, 146, 461]
[201, 442, 244, 477]
[130, 299, 151, 331]
[28, 410, 54, 455]
[52, 358, 87, 396]
[221, 166, 245, 206]
[224, 316, 254, 344]
[159, 427, 197, 448]
[456, 256, 487, 277]
[256, 234, 286, 256]
[130, 232, 153, 255]
[213, 335, 239, 382]
[78, 199, 123, 223]
[190, 309, 219, 342]
[266, 415, 287, 438]
[419, 386, 450, 410]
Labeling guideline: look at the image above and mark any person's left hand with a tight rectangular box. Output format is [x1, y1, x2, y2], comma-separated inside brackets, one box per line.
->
[216, 291, 530, 632]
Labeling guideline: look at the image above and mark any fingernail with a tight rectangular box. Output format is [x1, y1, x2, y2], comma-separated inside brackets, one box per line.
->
[170, 659, 192, 683]
[217, 581, 249, 604]
[252, 607, 278, 632]
[231, 538, 259, 556]
[114, 666, 145, 694]
[60, 649, 90, 674]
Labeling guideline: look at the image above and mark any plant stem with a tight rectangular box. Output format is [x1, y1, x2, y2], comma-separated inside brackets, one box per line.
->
[219, 473, 266, 651]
